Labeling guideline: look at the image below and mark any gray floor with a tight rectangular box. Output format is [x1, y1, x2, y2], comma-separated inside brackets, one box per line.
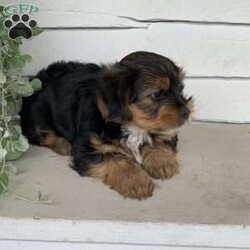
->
[1, 123, 250, 225]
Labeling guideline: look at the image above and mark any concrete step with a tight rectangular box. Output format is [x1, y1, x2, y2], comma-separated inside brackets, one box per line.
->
[1, 123, 250, 249]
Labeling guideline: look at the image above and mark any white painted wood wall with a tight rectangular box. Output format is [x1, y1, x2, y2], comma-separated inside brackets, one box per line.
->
[2, 0, 250, 123]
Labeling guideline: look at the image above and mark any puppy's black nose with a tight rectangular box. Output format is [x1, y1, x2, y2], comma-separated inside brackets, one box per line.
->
[180, 106, 190, 120]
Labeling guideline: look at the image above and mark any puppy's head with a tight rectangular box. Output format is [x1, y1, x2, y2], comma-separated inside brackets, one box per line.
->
[97, 51, 193, 133]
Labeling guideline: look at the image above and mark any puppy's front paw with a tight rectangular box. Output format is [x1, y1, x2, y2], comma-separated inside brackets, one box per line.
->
[87, 157, 154, 200]
[115, 168, 154, 199]
[142, 146, 179, 180]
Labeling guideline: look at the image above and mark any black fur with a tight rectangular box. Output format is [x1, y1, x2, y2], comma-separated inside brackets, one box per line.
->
[20, 61, 136, 175]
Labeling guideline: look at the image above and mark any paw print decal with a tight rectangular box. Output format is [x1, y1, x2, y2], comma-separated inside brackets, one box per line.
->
[3, 13, 37, 39]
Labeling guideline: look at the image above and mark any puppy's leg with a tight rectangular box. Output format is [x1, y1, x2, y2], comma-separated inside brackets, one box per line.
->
[87, 155, 154, 199]
[40, 130, 71, 156]
[141, 144, 179, 180]
[72, 137, 154, 199]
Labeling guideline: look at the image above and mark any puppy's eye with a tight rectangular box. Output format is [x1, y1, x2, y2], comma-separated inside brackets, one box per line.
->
[151, 90, 165, 101]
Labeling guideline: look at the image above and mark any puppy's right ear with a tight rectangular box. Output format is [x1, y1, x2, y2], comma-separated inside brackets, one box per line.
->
[97, 65, 137, 123]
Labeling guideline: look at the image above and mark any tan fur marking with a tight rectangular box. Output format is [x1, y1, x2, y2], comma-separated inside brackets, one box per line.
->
[129, 104, 179, 132]
[156, 76, 170, 91]
[137, 76, 170, 99]
[87, 155, 154, 199]
[40, 131, 71, 156]
[90, 135, 129, 156]
[141, 143, 179, 180]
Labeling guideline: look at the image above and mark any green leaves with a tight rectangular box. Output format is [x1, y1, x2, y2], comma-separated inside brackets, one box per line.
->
[0, 71, 6, 84]
[22, 54, 32, 63]
[11, 55, 27, 69]
[5, 150, 22, 161]
[11, 54, 33, 69]
[7, 77, 41, 98]
[0, 8, 43, 195]
[16, 81, 34, 97]
[13, 135, 29, 152]
[0, 173, 9, 193]
[3, 135, 29, 161]
[32, 27, 43, 36]
[30, 78, 42, 91]
[0, 149, 7, 160]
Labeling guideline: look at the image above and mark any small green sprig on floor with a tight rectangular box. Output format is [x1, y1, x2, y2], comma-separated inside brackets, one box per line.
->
[14, 191, 53, 205]
[0, 6, 43, 193]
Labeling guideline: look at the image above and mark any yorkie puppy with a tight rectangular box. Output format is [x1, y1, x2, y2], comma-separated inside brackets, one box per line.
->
[20, 51, 193, 199]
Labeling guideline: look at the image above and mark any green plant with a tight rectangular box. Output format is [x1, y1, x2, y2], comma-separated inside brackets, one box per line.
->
[0, 7, 43, 193]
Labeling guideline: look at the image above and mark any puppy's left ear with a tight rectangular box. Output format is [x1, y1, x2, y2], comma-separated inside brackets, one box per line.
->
[97, 65, 137, 123]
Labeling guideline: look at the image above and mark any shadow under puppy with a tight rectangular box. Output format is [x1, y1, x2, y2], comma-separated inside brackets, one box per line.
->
[20, 51, 193, 199]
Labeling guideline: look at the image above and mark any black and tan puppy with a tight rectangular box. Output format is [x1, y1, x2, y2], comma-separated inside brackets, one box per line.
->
[20, 51, 193, 199]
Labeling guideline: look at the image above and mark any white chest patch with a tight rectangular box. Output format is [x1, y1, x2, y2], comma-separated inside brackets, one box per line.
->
[121, 125, 152, 164]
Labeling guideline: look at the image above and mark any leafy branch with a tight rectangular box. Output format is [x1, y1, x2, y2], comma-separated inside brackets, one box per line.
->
[0, 7, 43, 193]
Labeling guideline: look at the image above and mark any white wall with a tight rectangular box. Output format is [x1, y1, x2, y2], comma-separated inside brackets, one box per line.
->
[2, 0, 250, 123]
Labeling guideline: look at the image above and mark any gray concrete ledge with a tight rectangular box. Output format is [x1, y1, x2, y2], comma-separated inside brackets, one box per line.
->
[1, 123, 250, 225]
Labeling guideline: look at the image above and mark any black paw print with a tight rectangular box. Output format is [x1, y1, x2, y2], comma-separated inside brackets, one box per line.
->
[4, 13, 37, 39]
